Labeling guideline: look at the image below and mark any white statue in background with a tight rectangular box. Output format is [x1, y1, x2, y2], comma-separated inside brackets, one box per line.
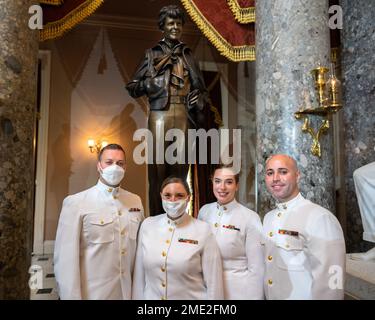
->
[349, 161, 375, 261]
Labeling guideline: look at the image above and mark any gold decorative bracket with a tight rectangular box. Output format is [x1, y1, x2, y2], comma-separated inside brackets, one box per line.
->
[294, 65, 342, 158]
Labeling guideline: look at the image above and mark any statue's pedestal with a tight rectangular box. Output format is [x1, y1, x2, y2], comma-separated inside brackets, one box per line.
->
[345, 254, 375, 299]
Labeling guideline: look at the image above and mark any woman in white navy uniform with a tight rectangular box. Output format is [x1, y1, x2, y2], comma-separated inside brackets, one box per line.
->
[198, 164, 264, 299]
[132, 177, 224, 300]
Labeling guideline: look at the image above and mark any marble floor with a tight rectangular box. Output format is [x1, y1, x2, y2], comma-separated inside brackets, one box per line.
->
[30, 254, 59, 300]
[29, 254, 372, 300]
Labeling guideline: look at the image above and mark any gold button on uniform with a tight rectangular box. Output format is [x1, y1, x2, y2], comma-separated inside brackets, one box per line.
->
[214, 223, 219, 228]
[161, 282, 166, 288]
[268, 255, 273, 261]
[285, 244, 290, 248]
[121, 229, 126, 236]
[162, 251, 167, 257]
[169, 227, 173, 232]
[161, 266, 166, 272]
[277, 212, 282, 217]
[161, 297, 166, 300]
[121, 249, 126, 255]
[268, 279, 273, 285]
[118, 211, 122, 216]
[100, 220, 104, 225]
[269, 231, 273, 237]
[166, 239, 170, 244]
[108, 188, 113, 192]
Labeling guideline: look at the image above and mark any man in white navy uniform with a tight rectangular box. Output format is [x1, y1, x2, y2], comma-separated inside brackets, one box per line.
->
[54, 144, 144, 299]
[262, 154, 345, 300]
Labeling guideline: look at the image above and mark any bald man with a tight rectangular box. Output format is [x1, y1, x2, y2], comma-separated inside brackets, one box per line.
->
[262, 154, 345, 300]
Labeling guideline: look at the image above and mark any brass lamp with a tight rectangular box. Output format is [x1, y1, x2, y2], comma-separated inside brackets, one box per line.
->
[88, 139, 108, 154]
[294, 63, 342, 157]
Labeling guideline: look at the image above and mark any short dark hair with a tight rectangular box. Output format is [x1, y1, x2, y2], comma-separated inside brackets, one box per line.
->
[98, 143, 126, 161]
[158, 5, 185, 30]
[160, 176, 191, 195]
[211, 163, 240, 184]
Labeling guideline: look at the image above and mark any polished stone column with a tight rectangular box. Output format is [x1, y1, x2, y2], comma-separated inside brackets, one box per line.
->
[0, 1, 38, 299]
[341, 0, 375, 253]
[256, 0, 335, 216]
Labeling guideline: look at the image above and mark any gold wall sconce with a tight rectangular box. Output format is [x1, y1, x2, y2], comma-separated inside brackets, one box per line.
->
[294, 63, 342, 158]
[87, 139, 108, 154]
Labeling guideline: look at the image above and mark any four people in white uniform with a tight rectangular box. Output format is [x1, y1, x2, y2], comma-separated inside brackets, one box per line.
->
[262, 154, 346, 299]
[132, 177, 224, 300]
[54, 144, 144, 299]
[54, 150, 347, 300]
[198, 164, 264, 299]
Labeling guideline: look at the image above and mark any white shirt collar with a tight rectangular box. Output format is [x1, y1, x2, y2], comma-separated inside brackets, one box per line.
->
[276, 192, 304, 211]
[216, 198, 237, 213]
[96, 179, 120, 197]
[165, 212, 190, 227]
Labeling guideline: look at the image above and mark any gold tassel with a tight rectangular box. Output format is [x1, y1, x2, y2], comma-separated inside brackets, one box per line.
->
[180, 0, 255, 62]
[226, 0, 255, 24]
[40, 0, 104, 41]
[40, 0, 64, 5]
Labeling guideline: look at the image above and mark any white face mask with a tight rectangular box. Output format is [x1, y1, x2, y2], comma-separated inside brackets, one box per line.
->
[162, 199, 188, 219]
[99, 164, 125, 186]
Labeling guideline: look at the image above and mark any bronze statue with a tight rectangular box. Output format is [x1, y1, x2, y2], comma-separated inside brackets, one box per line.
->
[126, 5, 209, 215]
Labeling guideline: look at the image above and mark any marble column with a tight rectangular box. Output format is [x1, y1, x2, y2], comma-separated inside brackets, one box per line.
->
[341, 0, 375, 253]
[256, 0, 335, 216]
[0, 1, 38, 298]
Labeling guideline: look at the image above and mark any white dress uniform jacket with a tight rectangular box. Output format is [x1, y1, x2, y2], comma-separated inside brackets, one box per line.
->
[132, 213, 224, 300]
[54, 180, 144, 300]
[198, 200, 264, 299]
[263, 193, 345, 300]
[354, 162, 375, 242]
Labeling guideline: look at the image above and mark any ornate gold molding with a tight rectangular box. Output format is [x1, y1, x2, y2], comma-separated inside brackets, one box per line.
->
[40, 0, 64, 5]
[227, 0, 255, 23]
[181, 0, 255, 62]
[40, 0, 104, 41]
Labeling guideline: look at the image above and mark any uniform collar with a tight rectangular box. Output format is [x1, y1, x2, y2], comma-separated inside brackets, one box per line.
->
[96, 179, 120, 198]
[165, 212, 190, 227]
[216, 198, 237, 213]
[276, 192, 303, 211]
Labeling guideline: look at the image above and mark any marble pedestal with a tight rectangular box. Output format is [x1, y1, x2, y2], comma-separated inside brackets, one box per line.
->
[345, 254, 375, 300]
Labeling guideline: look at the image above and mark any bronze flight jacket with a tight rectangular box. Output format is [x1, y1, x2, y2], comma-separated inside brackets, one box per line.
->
[125, 41, 209, 128]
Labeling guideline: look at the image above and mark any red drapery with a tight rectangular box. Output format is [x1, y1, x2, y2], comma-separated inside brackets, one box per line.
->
[40, 0, 104, 41]
[180, 0, 255, 62]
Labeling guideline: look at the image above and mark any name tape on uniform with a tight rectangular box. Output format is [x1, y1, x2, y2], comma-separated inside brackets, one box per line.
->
[178, 238, 199, 245]
[222, 225, 240, 231]
[278, 229, 299, 236]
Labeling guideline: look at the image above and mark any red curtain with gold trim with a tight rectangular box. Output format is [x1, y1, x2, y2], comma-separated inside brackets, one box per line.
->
[181, 0, 255, 62]
[40, 0, 104, 41]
